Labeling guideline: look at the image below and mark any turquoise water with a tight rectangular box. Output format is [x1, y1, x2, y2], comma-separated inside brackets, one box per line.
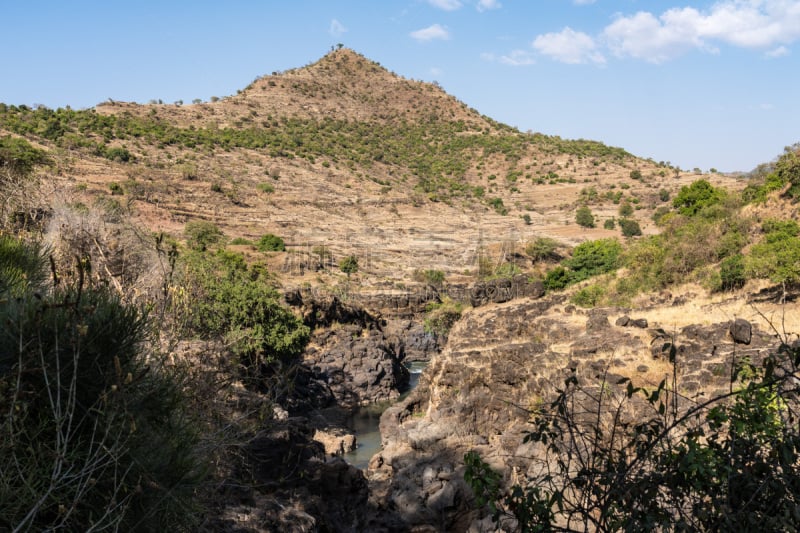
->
[343, 361, 427, 469]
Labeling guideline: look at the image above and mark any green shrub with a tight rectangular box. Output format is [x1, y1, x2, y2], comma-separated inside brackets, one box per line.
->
[575, 206, 595, 228]
[108, 181, 124, 195]
[414, 268, 446, 286]
[256, 233, 286, 252]
[179, 249, 309, 370]
[618, 201, 634, 217]
[718, 253, 746, 291]
[488, 197, 507, 215]
[672, 179, 724, 216]
[526, 237, 560, 262]
[0, 135, 50, 178]
[652, 206, 671, 225]
[659, 188, 670, 202]
[230, 237, 253, 245]
[570, 284, 606, 307]
[339, 255, 359, 276]
[543, 266, 571, 291]
[0, 236, 204, 531]
[184, 220, 224, 251]
[257, 182, 275, 194]
[745, 219, 800, 284]
[563, 238, 622, 283]
[603, 218, 616, 230]
[619, 218, 642, 237]
[423, 298, 463, 338]
[492, 262, 521, 279]
[104, 145, 132, 162]
[629, 169, 642, 180]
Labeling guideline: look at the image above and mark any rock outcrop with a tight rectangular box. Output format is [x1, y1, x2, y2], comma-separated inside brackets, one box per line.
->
[370, 295, 781, 530]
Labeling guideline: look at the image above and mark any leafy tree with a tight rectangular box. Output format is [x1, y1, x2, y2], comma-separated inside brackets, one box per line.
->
[619, 218, 642, 237]
[575, 206, 595, 228]
[184, 220, 224, 251]
[718, 253, 746, 291]
[745, 219, 800, 284]
[339, 255, 359, 277]
[672, 179, 724, 216]
[0, 135, 49, 178]
[257, 233, 286, 252]
[179, 249, 309, 373]
[563, 238, 622, 283]
[525, 237, 560, 262]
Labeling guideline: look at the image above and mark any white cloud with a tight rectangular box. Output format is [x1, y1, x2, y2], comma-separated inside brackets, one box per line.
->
[766, 45, 790, 57]
[604, 1, 800, 63]
[425, 0, 462, 11]
[430, 67, 444, 77]
[480, 52, 496, 61]
[500, 49, 536, 66]
[329, 19, 347, 38]
[533, 27, 606, 64]
[477, 0, 501, 12]
[410, 24, 451, 42]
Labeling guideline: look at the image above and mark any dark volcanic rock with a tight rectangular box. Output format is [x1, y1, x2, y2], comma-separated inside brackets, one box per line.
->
[729, 318, 752, 345]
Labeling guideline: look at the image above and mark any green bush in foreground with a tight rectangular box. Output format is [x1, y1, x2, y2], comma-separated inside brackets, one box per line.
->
[0, 235, 204, 531]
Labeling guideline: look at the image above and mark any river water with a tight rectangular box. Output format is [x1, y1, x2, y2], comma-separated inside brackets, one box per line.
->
[343, 361, 427, 469]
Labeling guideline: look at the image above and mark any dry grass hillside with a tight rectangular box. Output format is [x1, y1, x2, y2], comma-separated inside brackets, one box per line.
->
[1, 48, 741, 290]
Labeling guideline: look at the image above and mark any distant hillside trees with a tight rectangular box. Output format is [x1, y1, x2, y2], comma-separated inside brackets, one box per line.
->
[575, 206, 595, 228]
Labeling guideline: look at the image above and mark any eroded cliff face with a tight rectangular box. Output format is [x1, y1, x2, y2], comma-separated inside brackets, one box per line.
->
[370, 292, 781, 531]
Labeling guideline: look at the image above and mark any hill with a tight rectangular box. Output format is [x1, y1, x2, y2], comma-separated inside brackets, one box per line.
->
[0, 48, 737, 290]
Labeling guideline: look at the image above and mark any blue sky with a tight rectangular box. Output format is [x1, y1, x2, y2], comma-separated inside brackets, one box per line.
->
[1, 1, 798, 172]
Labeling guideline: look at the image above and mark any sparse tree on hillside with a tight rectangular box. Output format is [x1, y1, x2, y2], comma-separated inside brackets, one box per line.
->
[576, 206, 595, 228]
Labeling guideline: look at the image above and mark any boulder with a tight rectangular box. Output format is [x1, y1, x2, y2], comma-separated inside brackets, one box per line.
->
[730, 318, 752, 345]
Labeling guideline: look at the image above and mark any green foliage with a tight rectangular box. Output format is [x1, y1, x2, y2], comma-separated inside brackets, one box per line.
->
[672, 179, 725, 216]
[0, 135, 50, 178]
[413, 268, 446, 287]
[618, 201, 634, 217]
[629, 169, 643, 180]
[563, 238, 622, 283]
[0, 104, 631, 208]
[745, 219, 800, 284]
[184, 220, 224, 251]
[619, 218, 642, 237]
[0, 236, 204, 531]
[108, 181, 124, 195]
[256, 182, 275, 194]
[543, 266, 571, 291]
[488, 197, 508, 215]
[717, 253, 746, 291]
[339, 255, 359, 276]
[652, 206, 671, 225]
[603, 218, 616, 230]
[104, 145, 132, 162]
[522, 213, 532, 225]
[744, 144, 800, 202]
[466, 339, 800, 532]
[570, 284, 605, 307]
[256, 233, 286, 252]
[525, 237, 560, 262]
[575, 206, 595, 228]
[179, 249, 309, 370]
[659, 188, 670, 202]
[423, 298, 463, 338]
